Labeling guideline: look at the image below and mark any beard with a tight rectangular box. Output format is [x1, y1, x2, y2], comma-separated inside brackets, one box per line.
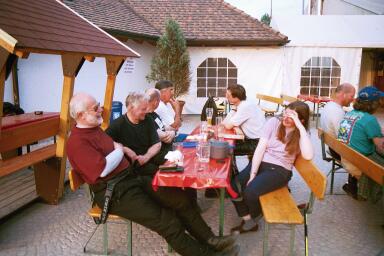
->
[85, 114, 103, 126]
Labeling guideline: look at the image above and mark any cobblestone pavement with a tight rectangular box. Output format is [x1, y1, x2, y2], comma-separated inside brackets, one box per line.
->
[0, 116, 383, 256]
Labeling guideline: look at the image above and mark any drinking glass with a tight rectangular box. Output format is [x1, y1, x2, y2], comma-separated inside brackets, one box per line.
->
[200, 121, 208, 134]
[196, 141, 210, 163]
[206, 108, 213, 125]
[215, 116, 223, 125]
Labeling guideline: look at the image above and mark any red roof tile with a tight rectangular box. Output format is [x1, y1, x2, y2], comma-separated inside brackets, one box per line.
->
[0, 0, 139, 57]
[64, 0, 288, 46]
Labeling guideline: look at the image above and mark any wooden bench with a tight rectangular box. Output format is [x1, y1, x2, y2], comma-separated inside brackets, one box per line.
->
[0, 113, 61, 207]
[319, 129, 384, 191]
[256, 94, 284, 117]
[280, 94, 298, 107]
[0, 144, 56, 177]
[69, 169, 133, 256]
[259, 156, 327, 256]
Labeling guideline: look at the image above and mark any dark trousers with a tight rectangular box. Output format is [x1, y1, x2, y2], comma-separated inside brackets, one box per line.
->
[139, 175, 213, 242]
[93, 176, 215, 256]
[231, 161, 292, 218]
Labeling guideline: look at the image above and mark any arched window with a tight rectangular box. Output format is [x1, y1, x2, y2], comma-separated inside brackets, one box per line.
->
[300, 57, 341, 97]
[196, 58, 237, 97]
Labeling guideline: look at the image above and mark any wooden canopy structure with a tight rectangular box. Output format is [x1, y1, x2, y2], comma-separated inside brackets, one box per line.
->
[0, 0, 140, 204]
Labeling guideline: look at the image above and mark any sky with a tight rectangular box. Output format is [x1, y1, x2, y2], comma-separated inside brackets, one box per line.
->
[224, 0, 308, 20]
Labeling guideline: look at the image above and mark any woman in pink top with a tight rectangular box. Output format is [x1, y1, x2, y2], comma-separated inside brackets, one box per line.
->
[231, 101, 313, 234]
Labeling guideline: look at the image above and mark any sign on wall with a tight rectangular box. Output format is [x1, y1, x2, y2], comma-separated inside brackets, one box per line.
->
[123, 58, 135, 73]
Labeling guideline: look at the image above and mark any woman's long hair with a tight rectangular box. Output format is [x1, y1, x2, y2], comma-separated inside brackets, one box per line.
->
[277, 101, 310, 155]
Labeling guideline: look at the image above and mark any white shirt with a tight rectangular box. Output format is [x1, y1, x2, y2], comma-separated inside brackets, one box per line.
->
[320, 101, 345, 137]
[155, 101, 175, 127]
[224, 100, 265, 139]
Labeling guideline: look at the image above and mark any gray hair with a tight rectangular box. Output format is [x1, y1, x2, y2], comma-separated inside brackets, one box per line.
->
[125, 92, 149, 108]
[69, 92, 91, 119]
[146, 88, 160, 102]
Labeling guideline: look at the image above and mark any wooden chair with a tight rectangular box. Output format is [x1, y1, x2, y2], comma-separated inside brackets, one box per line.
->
[256, 94, 284, 117]
[318, 129, 344, 194]
[259, 156, 327, 256]
[68, 169, 133, 256]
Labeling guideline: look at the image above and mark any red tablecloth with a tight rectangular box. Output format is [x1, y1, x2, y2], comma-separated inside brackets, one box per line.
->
[152, 126, 239, 198]
[297, 94, 331, 104]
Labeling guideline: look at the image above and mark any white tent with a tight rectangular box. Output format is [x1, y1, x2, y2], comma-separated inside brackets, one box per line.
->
[271, 15, 384, 96]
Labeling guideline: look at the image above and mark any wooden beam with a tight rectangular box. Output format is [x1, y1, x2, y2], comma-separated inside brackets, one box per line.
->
[0, 28, 17, 53]
[14, 50, 29, 59]
[106, 56, 125, 76]
[11, 58, 20, 106]
[61, 53, 84, 77]
[55, 54, 84, 198]
[84, 55, 95, 62]
[101, 57, 125, 130]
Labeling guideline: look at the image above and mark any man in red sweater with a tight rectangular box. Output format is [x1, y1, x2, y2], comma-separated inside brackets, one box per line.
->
[66, 92, 239, 256]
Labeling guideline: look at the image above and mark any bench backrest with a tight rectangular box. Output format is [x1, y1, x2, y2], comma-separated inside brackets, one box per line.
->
[0, 114, 60, 153]
[294, 155, 327, 200]
[256, 94, 284, 105]
[319, 129, 384, 185]
[280, 94, 298, 104]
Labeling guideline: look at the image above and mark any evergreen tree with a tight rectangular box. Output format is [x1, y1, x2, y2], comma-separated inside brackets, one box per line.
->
[147, 19, 191, 98]
[261, 13, 271, 26]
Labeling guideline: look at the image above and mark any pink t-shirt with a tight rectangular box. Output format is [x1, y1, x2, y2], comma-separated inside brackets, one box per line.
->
[261, 117, 299, 171]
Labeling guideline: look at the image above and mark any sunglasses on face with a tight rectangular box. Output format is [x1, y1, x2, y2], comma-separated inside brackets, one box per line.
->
[88, 102, 101, 113]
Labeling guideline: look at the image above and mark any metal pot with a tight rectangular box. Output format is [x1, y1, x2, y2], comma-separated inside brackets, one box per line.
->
[210, 140, 229, 159]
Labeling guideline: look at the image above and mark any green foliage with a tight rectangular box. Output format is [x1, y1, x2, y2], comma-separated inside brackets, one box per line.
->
[261, 13, 271, 26]
[146, 19, 191, 98]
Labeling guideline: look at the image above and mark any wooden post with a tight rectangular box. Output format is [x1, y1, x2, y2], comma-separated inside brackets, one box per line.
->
[0, 48, 10, 135]
[34, 53, 84, 203]
[101, 57, 125, 130]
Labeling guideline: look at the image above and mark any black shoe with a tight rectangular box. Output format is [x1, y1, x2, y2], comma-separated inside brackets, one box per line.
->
[342, 183, 358, 200]
[212, 244, 240, 256]
[207, 234, 237, 251]
[230, 220, 258, 234]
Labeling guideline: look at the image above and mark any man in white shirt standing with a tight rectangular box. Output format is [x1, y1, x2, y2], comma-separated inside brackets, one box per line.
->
[320, 82, 357, 198]
[155, 80, 182, 130]
[223, 84, 265, 157]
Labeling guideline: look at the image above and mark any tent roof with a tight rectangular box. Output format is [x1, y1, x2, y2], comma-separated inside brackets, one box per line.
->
[271, 15, 384, 48]
[0, 0, 140, 58]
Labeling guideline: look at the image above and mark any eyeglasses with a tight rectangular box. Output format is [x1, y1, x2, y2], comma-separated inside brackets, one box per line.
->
[87, 102, 101, 113]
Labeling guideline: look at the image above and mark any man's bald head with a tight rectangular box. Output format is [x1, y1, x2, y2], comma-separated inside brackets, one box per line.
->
[334, 83, 356, 107]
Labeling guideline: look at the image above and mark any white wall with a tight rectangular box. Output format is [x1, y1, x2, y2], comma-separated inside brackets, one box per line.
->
[3, 40, 155, 113]
[185, 46, 284, 113]
[281, 46, 362, 96]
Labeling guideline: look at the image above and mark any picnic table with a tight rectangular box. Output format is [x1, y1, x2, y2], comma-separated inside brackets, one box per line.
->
[152, 126, 242, 236]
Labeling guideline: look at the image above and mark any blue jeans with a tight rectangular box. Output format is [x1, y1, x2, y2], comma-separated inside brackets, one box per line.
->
[231, 161, 292, 218]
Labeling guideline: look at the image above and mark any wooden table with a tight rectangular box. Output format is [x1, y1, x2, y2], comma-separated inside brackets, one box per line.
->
[152, 126, 241, 236]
